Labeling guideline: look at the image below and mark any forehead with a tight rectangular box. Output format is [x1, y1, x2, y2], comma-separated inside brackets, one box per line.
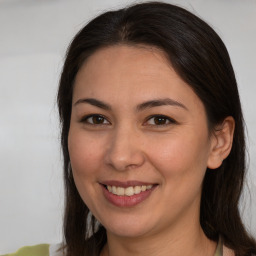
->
[73, 45, 204, 113]
[75, 44, 172, 87]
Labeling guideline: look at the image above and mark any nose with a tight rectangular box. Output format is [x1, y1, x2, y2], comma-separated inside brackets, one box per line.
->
[104, 127, 145, 171]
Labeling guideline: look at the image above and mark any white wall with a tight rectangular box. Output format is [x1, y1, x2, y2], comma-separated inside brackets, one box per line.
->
[0, 0, 255, 253]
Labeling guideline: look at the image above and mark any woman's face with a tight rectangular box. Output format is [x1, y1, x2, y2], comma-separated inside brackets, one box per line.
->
[68, 45, 215, 239]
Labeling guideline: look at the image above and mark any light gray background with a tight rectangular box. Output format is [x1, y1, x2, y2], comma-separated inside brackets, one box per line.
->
[0, 0, 255, 253]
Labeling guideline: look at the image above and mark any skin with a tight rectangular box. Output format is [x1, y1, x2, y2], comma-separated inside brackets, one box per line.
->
[68, 45, 234, 256]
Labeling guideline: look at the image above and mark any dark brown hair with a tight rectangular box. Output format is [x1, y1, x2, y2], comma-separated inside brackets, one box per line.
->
[57, 2, 256, 255]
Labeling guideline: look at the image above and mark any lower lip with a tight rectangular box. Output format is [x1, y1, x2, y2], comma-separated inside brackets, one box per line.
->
[101, 185, 156, 207]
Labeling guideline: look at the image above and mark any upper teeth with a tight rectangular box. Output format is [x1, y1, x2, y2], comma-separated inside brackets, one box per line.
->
[107, 185, 153, 196]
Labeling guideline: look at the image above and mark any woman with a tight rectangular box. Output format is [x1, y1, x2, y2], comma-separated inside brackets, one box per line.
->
[58, 2, 256, 256]
[4, 2, 256, 256]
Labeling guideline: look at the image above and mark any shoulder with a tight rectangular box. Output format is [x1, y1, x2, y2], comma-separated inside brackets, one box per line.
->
[215, 236, 235, 256]
[1, 244, 63, 256]
[223, 244, 235, 256]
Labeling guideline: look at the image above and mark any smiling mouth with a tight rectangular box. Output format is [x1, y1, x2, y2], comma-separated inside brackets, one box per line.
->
[100, 182, 158, 207]
[104, 184, 153, 196]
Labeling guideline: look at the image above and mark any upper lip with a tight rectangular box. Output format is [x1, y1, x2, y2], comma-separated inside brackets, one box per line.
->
[100, 180, 156, 188]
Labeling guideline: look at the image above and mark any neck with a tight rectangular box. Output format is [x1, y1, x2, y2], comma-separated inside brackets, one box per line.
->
[101, 214, 216, 256]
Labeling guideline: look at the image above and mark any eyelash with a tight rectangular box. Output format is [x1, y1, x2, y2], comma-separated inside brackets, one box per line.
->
[80, 114, 110, 125]
[80, 114, 177, 127]
[144, 115, 177, 126]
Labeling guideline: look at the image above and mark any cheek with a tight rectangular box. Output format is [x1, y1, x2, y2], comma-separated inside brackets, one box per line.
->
[147, 132, 210, 181]
[147, 133, 210, 215]
[68, 129, 104, 179]
[67, 129, 106, 214]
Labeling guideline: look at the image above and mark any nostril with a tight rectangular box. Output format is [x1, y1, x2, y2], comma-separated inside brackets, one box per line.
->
[103, 132, 145, 171]
[104, 149, 146, 172]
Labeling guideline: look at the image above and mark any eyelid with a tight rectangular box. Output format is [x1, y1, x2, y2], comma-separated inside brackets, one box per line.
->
[80, 114, 111, 125]
[144, 114, 177, 126]
[79, 113, 177, 126]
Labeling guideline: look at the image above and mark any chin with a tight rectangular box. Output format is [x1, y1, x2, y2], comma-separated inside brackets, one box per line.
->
[107, 225, 151, 238]
[100, 214, 153, 238]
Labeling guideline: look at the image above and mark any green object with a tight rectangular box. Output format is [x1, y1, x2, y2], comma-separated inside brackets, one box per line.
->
[1, 244, 49, 256]
[1, 238, 225, 255]
[214, 237, 223, 256]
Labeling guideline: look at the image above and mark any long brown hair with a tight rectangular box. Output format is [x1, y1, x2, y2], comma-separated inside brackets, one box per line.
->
[57, 2, 256, 255]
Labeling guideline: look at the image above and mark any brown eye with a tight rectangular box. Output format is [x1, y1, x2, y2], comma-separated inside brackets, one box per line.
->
[92, 116, 105, 124]
[146, 115, 176, 126]
[82, 115, 110, 125]
[153, 116, 168, 125]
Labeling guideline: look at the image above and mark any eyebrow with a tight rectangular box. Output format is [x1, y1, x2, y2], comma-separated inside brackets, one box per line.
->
[74, 98, 111, 110]
[136, 98, 188, 111]
[74, 97, 187, 111]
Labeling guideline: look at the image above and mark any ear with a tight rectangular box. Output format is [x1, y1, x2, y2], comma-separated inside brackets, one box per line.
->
[207, 116, 235, 169]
